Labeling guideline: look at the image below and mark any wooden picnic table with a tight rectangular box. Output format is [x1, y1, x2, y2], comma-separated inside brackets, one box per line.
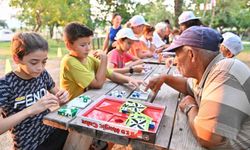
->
[43, 58, 205, 150]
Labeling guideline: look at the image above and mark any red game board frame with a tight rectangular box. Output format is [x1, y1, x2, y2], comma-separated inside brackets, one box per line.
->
[77, 95, 166, 143]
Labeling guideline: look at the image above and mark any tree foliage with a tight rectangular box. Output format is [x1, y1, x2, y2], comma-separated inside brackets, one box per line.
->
[134, 0, 174, 26]
[190, 0, 250, 34]
[10, 0, 91, 37]
[0, 20, 8, 29]
[8, 0, 250, 37]
[91, 0, 137, 27]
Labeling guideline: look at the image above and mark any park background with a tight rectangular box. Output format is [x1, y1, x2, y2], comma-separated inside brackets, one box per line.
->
[0, 0, 250, 149]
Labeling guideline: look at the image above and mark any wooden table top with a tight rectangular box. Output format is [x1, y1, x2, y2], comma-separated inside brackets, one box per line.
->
[43, 62, 205, 150]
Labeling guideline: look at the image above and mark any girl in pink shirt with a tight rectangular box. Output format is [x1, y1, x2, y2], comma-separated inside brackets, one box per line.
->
[108, 28, 144, 74]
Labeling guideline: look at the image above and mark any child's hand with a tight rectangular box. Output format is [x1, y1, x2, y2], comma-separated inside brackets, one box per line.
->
[26, 93, 59, 116]
[56, 89, 69, 105]
[128, 78, 145, 89]
[133, 65, 144, 73]
[92, 50, 107, 60]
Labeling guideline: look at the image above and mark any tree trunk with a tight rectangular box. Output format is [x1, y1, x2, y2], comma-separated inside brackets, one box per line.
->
[202, 0, 208, 18]
[209, 2, 216, 27]
[34, 10, 43, 32]
[49, 24, 55, 39]
[174, 0, 183, 26]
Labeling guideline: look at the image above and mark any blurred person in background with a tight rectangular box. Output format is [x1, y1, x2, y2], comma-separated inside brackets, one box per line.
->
[128, 15, 153, 58]
[103, 13, 122, 54]
[178, 11, 203, 34]
[220, 32, 243, 58]
[140, 25, 156, 53]
[153, 22, 170, 53]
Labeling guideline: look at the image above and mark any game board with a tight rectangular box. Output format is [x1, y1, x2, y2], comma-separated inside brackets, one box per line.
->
[67, 95, 92, 109]
[129, 90, 150, 101]
[119, 101, 146, 113]
[107, 90, 126, 98]
[57, 95, 92, 118]
[125, 112, 152, 131]
[77, 95, 166, 143]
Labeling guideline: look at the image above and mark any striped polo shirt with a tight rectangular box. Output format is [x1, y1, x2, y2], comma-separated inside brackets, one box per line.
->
[187, 54, 250, 149]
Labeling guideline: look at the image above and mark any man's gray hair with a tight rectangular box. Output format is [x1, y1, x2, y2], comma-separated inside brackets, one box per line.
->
[193, 47, 219, 61]
[155, 22, 167, 32]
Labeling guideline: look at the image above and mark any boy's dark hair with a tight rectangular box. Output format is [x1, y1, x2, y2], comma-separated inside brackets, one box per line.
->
[11, 32, 48, 60]
[64, 22, 94, 44]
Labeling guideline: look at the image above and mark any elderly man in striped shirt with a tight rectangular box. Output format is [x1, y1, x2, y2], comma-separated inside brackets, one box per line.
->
[146, 26, 250, 150]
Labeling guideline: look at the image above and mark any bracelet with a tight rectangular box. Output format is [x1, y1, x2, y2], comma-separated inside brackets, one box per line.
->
[129, 67, 134, 74]
[183, 104, 198, 116]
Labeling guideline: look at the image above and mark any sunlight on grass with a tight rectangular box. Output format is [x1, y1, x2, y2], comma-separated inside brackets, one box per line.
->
[0, 38, 104, 59]
[1, 40, 250, 59]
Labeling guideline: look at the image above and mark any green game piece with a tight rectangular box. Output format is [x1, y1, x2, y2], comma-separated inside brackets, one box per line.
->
[58, 106, 78, 117]
[80, 95, 90, 102]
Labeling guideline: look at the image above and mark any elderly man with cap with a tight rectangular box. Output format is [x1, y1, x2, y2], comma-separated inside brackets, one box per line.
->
[145, 26, 250, 149]
[128, 15, 154, 58]
[220, 32, 244, 58]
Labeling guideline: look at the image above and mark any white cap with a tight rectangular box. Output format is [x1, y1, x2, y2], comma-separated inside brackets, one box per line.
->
[178, 11, 200, 24]
[129, 15, 149, 27]
[222, 32, 243, 55]
[115, 28, 138, 41]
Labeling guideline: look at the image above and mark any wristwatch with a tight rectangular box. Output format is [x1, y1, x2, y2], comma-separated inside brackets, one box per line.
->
[129, 67, 134, 74]
[183, 104, 198, 116]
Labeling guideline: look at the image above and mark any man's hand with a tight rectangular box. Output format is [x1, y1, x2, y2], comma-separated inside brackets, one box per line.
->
[179, 95, 197, 112]
[145, 75, 165, 94]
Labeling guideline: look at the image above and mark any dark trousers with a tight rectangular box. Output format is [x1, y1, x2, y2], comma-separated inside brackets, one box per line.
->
[36, 128, 68, 150]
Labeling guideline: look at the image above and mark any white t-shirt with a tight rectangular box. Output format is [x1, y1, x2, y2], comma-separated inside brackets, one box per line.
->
[152, 32, 165, 48]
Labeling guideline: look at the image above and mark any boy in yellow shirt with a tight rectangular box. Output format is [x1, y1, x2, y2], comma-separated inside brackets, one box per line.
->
[60, 22, 144, 149]
[60, 22, 143, 100]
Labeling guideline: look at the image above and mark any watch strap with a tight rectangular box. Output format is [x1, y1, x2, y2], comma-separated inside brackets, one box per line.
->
[183, 104, 197, 116]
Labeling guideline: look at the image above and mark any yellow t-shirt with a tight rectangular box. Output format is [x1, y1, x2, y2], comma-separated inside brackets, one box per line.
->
[60, 54, 113, 100]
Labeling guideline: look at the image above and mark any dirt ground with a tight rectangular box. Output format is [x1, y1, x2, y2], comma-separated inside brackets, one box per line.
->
[0, 54, 250, 150]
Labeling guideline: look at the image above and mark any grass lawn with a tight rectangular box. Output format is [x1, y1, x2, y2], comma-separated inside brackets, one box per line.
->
[0, 39, 250, 59]
[0, 40, 68, 59]
[0, 38, 104, 59]
[243, 43, 250, 52]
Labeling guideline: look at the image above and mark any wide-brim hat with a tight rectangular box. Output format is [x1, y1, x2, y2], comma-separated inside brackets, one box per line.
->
[178, 11, 201, 24]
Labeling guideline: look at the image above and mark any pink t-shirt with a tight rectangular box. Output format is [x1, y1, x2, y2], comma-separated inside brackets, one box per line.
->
[108, 49, 133, 68]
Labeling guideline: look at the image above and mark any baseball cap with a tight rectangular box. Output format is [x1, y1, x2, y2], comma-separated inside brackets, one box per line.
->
[178, 11, 200, 24]
[222, 32, 243, 55]
[115, 28, 138, 41]
[165, 26, 223, 52]
[129, 15, 149, 27]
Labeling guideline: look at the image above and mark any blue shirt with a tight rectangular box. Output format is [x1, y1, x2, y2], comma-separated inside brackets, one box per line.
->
[109, 25, 122, 43]
[0, 70, 55, 150]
